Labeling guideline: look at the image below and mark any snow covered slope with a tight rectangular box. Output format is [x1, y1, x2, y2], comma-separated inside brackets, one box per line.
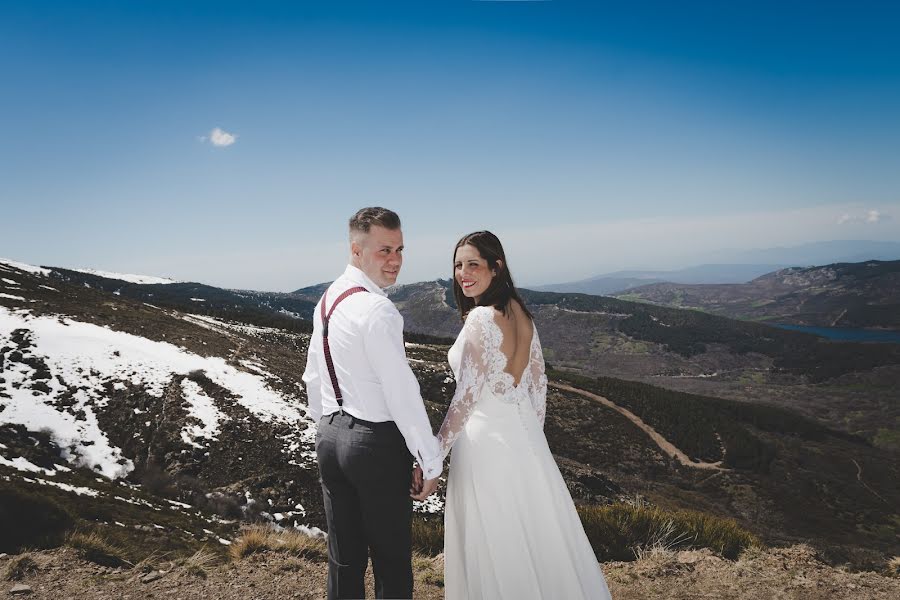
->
[0, 305, 313, 478]
[0, 257, 449, 532]
[72, 268, 180, 285]
[0, 258, 330, 530]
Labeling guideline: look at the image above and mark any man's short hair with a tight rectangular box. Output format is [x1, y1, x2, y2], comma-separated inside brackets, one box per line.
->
[349, 207, 401, 236]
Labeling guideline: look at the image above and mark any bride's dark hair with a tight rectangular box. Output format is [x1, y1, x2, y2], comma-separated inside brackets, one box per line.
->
[452, 231, 533, 322]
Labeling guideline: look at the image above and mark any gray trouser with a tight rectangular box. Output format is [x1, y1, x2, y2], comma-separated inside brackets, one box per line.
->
[316, 411, 414, 599]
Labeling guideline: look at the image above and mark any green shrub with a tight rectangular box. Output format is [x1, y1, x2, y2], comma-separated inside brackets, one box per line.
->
[0, 482, 74, 553]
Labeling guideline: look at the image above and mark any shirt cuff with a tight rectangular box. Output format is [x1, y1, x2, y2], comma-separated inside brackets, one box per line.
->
[418, 450, 443, 481]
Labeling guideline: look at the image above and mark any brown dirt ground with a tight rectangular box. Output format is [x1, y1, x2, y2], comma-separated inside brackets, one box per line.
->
[3, 544, 899, 599]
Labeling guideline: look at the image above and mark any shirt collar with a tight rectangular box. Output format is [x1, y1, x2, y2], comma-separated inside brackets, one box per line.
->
[343, 264, 388, 297]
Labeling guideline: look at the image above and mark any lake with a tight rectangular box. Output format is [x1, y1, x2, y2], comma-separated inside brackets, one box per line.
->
[772, 324, 900, 344]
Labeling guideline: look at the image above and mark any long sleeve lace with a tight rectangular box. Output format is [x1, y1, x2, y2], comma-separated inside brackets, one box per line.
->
[527, 330, 548, 429]
[437, 307, 493, 459]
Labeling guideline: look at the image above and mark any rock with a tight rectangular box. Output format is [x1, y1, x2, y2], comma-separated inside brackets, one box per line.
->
[0, 554, 8, 560]
[140, 571, 163, 583]
[9, 584, 33, 595]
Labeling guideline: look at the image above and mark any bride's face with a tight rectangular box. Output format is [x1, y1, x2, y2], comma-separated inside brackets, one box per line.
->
[454, 244, 496, 302]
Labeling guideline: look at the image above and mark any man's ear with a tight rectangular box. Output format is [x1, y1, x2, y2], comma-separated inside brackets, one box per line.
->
[350, 240, 361, 257]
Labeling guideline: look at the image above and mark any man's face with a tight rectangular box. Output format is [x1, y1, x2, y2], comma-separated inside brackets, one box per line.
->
[352, 225, 404, 288]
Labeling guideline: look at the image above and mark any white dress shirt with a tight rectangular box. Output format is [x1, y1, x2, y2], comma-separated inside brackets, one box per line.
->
[302, 264, 443, 480]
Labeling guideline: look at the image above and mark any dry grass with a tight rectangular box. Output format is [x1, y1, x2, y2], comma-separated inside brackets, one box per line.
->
[577, 500, 760, 562]
[4, 554, 39, 581]
[179, 547, 221, 578]
[413, 553, 444, 588]
[411, 516, 444, 556]
[126, 550, 164, 577]
[65, 531, 130, 567]
[229, 526, 327, 562]
[408, 502, 758, 564]
[888, 556, 900, 578]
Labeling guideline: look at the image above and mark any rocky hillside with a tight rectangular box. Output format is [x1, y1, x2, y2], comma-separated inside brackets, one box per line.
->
[614, 260, 900, 330]
[384, 278, 900, 449]
[2, 257, 899, 582]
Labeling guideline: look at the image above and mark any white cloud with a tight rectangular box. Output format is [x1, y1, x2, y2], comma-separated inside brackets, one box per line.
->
[836, 208, 889, 225]
[203, 127, 237, 147]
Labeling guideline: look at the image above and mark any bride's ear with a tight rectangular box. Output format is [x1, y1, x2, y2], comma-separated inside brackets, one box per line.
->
[492, 259, 504, 276]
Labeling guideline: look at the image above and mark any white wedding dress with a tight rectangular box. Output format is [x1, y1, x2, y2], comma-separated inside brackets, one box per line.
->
[438, 305, 612, 600]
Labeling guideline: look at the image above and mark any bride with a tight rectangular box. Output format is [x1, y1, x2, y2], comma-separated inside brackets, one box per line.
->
[414, 231, 612, 599]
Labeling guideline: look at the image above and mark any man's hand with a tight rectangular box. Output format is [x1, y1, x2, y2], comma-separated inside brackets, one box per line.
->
[410, 464, 423, 496]
[411, 476, 439, 502]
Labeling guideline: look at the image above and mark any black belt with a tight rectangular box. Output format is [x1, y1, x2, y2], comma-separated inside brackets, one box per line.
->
[325, 411, 397, 431]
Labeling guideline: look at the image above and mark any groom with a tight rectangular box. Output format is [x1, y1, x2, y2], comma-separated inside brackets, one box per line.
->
[303, 207, 441, 599]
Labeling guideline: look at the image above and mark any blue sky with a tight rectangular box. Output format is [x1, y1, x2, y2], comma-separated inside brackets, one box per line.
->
[2, 1, 899, 290]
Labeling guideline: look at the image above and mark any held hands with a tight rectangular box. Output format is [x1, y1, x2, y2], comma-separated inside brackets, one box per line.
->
[409, 464, 439, 501]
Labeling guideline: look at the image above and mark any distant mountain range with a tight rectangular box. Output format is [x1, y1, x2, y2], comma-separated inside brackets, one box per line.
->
[533, 264, 790, 295]
[614, 260, 900, 330]
[537, 240, 900, 295]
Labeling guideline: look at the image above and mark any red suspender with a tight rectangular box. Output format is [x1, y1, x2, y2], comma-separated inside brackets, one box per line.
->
[320, 286, 368, 406]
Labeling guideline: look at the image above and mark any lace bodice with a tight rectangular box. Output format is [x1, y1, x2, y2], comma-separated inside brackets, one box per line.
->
[437, 305, 548, 459]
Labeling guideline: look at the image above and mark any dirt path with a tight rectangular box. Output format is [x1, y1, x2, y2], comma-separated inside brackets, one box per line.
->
[831, 308, 848, 327]
[552, 382, 727, 471]
[852, 458, 889, 504]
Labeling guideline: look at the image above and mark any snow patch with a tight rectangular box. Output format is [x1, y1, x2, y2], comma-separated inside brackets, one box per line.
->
[293, 524, 326, 539]
[73, 268, 179, 285]
[413, 485, 445, 514]
[26, 477, 100, 497]
[0, 258, 51, 276]
[179, 379, 226, 449]
[0, 455, 57, 476]
[0, 293, 31, 302]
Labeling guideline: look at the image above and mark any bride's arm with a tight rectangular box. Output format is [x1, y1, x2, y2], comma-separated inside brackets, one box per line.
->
[528, 331, 548, 429]
[437, 307, 492, 460]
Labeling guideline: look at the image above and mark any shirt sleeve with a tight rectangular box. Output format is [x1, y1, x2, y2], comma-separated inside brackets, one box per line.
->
[301, 301, 324, 424]
[528, 329, 548, 429]
[365, 301, 443, 480]
[437, 307, 491, 460]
